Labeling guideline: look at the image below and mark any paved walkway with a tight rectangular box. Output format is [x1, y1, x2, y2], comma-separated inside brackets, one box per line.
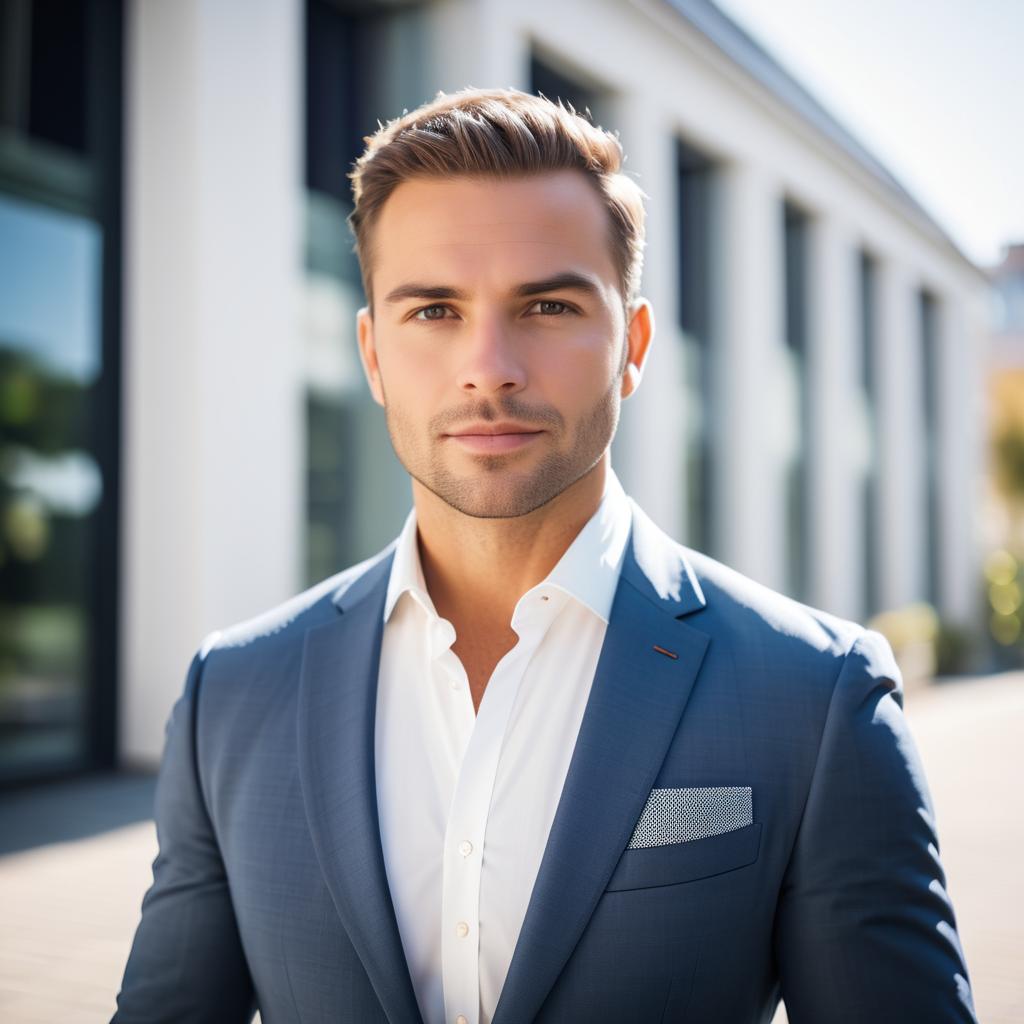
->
[893, 671, 1024, 1023]
[1, 672, 1021, 1023]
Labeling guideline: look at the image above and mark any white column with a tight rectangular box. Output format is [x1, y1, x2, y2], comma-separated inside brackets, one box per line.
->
[936, 296, 985, 627]
[806, 217, 862, 619]
[121, 0, 304, 764]
[715, 163, 787, 590]
[427, 0, 529, 93]
[609, 97, 686, 536]
[874, 259, 925, 610]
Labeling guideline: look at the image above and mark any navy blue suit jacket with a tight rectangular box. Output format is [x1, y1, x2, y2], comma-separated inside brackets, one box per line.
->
[114, 500, 976, 1023]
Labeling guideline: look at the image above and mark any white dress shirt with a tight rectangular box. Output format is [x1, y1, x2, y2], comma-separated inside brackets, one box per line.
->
[374, 468, 632, 1024]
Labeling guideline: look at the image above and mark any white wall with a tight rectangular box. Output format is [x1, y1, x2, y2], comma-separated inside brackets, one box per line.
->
[807, 216, 862, 619]
[611, 95, 688, 535]
[121, 0, 304, 764]
[429, 0, 988, 616]
[120, 0, 988, 760]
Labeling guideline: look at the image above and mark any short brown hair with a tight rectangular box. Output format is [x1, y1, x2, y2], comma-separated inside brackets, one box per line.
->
[347, 86, 647, 315]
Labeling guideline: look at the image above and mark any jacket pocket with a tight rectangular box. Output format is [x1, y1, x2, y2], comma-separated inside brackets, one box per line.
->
[605, 821, 762, 892]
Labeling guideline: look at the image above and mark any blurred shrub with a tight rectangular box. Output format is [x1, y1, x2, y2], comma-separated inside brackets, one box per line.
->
[867, 606, 981, 681]
[992, 427, 1024, 504]
[984, 547, 1024, 668]
[933, 620, 977, 676]
[868, 603, 938, 689]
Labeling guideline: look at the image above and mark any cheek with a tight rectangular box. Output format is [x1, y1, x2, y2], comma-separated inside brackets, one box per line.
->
[535, 330, 619, 393]
[377, 343, 445, 397]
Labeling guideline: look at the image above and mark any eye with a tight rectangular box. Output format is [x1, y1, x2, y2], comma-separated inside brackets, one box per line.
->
[412, 304, 453, 321]
[529, 299, 574, 316]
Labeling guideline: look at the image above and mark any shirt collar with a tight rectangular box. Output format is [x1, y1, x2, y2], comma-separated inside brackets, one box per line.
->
[383, 467, 632, 626]
[541, 467, 631, 624]
[383, 505, 436, 624]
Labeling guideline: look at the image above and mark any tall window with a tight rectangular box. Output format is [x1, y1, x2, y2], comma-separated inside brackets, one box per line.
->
[920, 289, 941, 609]
[303, 0, 426, 585]
[858, 251, 880, 618]
[529, 53, 601, 121]
[676, 139, 717, 555]
[782, 201, 810, 602]
[0, 0, 122, 783]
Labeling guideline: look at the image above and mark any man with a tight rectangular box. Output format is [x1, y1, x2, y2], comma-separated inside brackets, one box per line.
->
[114, 88, 976, 1023]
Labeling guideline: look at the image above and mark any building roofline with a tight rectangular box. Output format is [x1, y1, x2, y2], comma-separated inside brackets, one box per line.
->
[662, 0, 982, 277]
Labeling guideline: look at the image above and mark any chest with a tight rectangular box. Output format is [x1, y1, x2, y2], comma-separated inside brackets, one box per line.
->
[451, 629, 518, 711]
[373, 607, 609, 1021]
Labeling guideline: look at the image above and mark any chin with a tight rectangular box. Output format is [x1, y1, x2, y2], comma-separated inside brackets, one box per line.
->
[444, 487, 558, 521]
[423, 466, 570, 520]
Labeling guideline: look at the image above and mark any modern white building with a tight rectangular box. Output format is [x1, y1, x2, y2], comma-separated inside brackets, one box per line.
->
[0, 0, 990, 778]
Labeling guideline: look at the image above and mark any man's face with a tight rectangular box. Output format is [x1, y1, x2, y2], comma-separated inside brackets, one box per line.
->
[356, 170, 652, 519]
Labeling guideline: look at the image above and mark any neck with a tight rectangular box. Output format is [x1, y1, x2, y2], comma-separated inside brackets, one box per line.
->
[413, 456, 609, 627]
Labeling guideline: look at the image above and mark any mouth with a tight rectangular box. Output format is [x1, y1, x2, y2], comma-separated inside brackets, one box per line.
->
[444, 425, 545, 454]
[445, 431, 544, 454]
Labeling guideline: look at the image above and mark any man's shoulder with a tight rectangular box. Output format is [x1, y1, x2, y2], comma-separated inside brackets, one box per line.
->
[628, 500, 865, 662]
[201, 541, 396, 659]
[626, 503, 902, 736]
[678, 543, 899, 710]
[689, 546, 862, 651]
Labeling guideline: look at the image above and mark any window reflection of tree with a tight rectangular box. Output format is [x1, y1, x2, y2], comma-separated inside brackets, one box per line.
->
[0, 345, 95, 767]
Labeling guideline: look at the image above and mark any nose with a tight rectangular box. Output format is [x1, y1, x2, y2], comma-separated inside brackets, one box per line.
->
[455, 312, 527, 395]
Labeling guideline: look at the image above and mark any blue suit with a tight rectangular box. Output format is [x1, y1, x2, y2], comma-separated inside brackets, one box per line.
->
[114, 500, 976, 1023]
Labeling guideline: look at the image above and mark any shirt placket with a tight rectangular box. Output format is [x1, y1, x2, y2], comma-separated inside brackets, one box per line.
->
[435, 591, 561, 1024]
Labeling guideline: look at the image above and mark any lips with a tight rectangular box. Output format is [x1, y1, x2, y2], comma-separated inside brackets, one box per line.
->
[446, 422, 542, 437]
[445, 424, 544, 454]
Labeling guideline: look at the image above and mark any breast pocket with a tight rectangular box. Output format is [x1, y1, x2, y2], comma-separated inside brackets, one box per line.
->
[605, 821, 762, 892]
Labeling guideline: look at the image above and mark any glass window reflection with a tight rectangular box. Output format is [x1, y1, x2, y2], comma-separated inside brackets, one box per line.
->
[0, 193, 103, 779]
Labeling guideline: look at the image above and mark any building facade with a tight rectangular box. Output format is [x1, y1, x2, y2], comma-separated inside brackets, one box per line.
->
[0, 0, 990, 776]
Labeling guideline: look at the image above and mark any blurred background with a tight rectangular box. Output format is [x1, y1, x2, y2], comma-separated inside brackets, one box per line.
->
[0, 0, 1021, 1021]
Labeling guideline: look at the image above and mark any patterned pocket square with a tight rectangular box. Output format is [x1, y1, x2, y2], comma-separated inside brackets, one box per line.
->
[627, 786, 753, 849]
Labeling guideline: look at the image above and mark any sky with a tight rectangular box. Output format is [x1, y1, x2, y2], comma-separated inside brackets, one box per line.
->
[0, 194, 101, 383]
[713, 0, 1024, 269]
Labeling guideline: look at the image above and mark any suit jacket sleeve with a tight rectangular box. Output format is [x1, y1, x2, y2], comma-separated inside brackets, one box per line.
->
[772, 628, 978, 1023]
[112, 642, 257, 1024]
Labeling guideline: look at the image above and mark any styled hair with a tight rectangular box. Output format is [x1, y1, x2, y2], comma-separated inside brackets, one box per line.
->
[347, 86, 647, 315]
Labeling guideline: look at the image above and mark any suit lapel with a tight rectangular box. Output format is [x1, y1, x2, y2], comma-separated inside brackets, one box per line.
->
[297, 549, 424, 1024]
[492, 503, 712, 1024]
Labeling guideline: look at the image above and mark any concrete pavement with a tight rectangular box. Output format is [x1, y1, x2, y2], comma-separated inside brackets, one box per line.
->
[896, 671, 1024, 1023]
[1, 672, 1021, 1023]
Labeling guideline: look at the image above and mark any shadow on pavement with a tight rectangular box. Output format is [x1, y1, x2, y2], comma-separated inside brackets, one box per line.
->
[0, 772, 157, 856]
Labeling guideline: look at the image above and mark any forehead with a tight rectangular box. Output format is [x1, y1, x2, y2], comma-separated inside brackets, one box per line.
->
[369, 170, 618, 297]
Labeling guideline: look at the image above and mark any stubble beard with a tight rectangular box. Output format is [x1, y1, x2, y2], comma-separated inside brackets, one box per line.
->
[382, 377, 621, 520]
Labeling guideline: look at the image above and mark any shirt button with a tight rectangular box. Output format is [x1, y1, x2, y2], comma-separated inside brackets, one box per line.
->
[455, 920, 470, 938]
[458, 840, 473, 857]
[456, 1016, 468, 1024]
[449, 677, 459, 690]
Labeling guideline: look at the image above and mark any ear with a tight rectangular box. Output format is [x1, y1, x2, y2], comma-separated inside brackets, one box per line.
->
[356, 305, 385, 407]
[620, 297, 654, 400]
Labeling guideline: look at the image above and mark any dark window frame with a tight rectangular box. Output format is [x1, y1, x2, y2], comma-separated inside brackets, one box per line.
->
[859, 249, 880, 619]
[782, 199, 811, 602]
[920, 288, 942, 611]
[0, 0, 123, 787]
[676, 138, 717, 556]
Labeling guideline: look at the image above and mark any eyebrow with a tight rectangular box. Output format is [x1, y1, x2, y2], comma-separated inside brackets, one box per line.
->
[382, 271, 603, 306]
